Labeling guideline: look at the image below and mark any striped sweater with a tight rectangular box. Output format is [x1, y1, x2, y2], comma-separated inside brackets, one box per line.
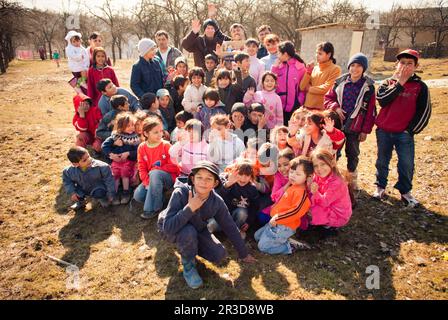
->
[270, 184, 310, 231]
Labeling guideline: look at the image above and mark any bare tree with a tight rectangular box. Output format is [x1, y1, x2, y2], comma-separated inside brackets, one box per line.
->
[0, 0, 26, 73]
[401, 3, 428, 48]
[429, 0, 448, 57]
[28, 10, 63, 59]
[379, 3, 405, 47]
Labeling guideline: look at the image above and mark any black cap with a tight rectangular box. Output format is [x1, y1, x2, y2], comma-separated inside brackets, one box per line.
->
[202, 19, 219, 32]
[188, 161, 221, 188]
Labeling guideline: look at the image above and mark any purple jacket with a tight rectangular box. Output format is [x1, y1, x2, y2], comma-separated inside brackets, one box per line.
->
[272, 58, 306, 113]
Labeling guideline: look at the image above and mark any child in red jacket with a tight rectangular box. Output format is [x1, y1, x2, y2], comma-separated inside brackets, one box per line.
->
[73, 94, 102, 153]
[324, 53, 376, 190]
[133, 117, 180, 219]
[87, 47, 119, 107]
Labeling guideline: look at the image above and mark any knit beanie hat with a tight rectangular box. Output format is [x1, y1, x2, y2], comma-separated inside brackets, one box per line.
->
[231, 102, 247, 116]
[137, 38, 156, 57]
[347, 53, 368, 72]
[202, 19, 219, 32]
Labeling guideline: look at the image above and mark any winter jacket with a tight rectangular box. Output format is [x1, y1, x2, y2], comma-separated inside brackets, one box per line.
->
[219, 69, 244, 114]
[182, 84, 208, 114]
[169, 140, 211, 175]
[257, 45, 268, 59]
[181, 29, 231, 69]
[66, 44, 89, 72]
[375, 74, 431, 134]
[300, 60, 341, 110]
[160, 101, 176, 132]
[157, 180, 249, 259]
[195, 102, 226, 132]
[137, 141, 179, 187]
[270, 184, 310, 231]
[205, 68, 216, 87]
[217, 178, 259, 213]
[156, 46, 183, 70]
[272, 58, 306, 112]
[101, 132, 140, 161]
[98, 87, 140, 116]
[87, 65, 119, 107]
[310, 173, 352, 228]
[96, 109, 117, 141]
[130, 56, 165, 99]
[72, 95, 102, 138]
[243, 89, 283, 129]
[62, 159, 115, 199]
[324, 73, 376, 134]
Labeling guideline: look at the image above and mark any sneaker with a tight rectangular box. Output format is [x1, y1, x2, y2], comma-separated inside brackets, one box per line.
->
[111, 197, 121, 206]
[372, 186, 385, 200]
[289, 238, 312, 252]
[120, 192, 131, 205]
[401, 192, 419, 208]
[182, 258, 203, 289]
[70, 201, 86, 211]
[98, 198, 110, 208]
[140, 211, 159, 220]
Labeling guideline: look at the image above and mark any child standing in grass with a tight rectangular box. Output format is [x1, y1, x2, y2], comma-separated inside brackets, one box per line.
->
[133, 117, 180, 219]
[372, 49, 431, 207]
[87, 47, 119, 107]
[309, 148, 352, 238]
[101, 113, 140, 204]
[62, 146, 116, 210]
[300, 42, 341, 111]
[255, 156, 313, 254]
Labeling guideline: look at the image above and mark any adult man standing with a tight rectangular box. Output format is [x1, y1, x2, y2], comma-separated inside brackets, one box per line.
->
[155, 30, 183, 72]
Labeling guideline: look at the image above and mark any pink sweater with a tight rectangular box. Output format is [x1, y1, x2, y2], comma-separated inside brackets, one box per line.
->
[244, 90, 283, 129]
[310, 173, 352, 228]
[262, 172, 289, 215]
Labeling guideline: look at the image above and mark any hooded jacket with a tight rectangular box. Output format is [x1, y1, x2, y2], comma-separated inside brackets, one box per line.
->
[66, 43, 90, 73]
[272, 57, 306, 112]
[324, 73, 377, 134]
[157, 179, 249, 259]
[72, 95, 102, 138]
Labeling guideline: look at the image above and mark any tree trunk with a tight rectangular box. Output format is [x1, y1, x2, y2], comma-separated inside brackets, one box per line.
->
[111, 37, 116, 65]
[117, 37, 122, 60]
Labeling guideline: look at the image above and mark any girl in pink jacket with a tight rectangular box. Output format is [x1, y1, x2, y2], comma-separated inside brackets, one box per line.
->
[243, 71, 283, 129]
[272, 41, 306, 124]
[310, 148, 352, 235]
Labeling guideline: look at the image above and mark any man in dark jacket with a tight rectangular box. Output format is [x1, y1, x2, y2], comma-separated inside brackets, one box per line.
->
[130, 38, 165, 99]
[181, 19, 231, 69]
[158, 161, 256, 289]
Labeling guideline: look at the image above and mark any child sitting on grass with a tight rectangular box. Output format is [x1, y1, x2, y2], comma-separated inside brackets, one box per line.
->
[101, 113, 140, 204]
[62, 146, 116, 210]
[255, 156, 313, 254]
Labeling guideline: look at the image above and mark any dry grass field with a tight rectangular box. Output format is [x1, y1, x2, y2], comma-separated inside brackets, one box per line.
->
[0, 57, 447, 300]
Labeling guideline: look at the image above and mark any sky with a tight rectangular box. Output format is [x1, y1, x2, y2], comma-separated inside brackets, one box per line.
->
[19, 0, 426, 13]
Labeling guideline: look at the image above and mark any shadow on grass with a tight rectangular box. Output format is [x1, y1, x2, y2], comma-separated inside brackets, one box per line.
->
[54, 183, 447, 298]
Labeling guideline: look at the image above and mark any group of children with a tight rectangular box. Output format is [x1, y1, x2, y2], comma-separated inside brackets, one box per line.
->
[62, 21, 431, 289]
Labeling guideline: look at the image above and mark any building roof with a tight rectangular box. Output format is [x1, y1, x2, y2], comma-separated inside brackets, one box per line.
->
[296, 23, 367, 32]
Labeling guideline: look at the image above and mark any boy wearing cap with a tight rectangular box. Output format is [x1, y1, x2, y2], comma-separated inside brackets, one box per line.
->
[181, 18, 231, 69]
[130, 38, 166, 99]
[373, 49, 431, 207]
[324, 53, 377, 190]
[157, 160, 256, 289]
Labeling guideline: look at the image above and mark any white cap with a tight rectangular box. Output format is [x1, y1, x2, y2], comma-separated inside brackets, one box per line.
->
[137, 38, 156, 57]
[65, 30, 82, 42]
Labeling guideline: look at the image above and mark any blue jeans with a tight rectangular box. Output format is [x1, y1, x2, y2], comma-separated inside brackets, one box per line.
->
[75, 186, 107, 200]
[133, 170, 173, 213]
[375, 128, 415, 194]
[254, 223, 295, 255]
[207, 208, 248, 233]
